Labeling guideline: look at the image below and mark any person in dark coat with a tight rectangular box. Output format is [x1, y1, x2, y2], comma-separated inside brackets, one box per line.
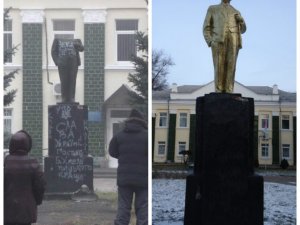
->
[4, 130, 46, 225]
[109, 109, 148, 225]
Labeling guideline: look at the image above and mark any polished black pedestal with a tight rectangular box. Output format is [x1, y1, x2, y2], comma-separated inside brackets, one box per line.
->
[184, 93, 263, 225]
[44, 103, 93, 194]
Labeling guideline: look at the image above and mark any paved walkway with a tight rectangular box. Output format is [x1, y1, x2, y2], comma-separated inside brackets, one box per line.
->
[34, 178, 118, 225]
[94, 178, 117, 192]
[32, 172, 296, 225]
[263, 175, 296, 186]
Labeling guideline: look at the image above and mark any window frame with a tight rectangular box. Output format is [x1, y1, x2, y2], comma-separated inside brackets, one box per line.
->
[157, 141, 166, 156]
[52, 19, 76, 66]
[261, 143, 269, 158]
[158, 112, 168, 128]
[178, 141, 187, 155]
[115, 19, 138, 63]
[260, 114, 269, 130]
[52, 19, 75, 40]
[4, 19, 13, 63]
[4, 108, 13, 134]
[282, 144, 291, 159]
[281, 115, 290, 130]
[179, 112, 188, 128]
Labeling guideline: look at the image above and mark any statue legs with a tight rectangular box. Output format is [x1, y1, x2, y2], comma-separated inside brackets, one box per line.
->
[211, 32, 239, 93]
[58, 59, 78, 103]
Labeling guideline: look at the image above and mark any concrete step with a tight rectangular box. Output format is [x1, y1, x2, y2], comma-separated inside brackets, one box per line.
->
[93, 167, 117, 178]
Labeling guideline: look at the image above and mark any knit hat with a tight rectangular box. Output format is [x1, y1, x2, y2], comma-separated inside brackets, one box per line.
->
[129, 109, 144, 120]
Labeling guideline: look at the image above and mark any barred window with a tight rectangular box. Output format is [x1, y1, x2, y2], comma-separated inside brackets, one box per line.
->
[116, 19, 138, 61]
[4, 19, 13, 63]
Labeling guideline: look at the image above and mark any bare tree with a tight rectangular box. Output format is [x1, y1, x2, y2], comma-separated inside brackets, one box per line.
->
[152, 50, 174, 91]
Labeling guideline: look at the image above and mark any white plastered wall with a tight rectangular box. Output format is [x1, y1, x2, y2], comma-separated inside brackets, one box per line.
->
[104, 8, 148, 100]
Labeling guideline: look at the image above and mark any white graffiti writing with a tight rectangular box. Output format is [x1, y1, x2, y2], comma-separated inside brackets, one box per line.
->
[56, 120, 77, 140]
[56, 156, 92, 182]
[58, 40, 76, 57]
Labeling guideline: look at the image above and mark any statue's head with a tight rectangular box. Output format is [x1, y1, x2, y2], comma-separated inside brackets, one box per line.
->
[222, 0, 231, 3]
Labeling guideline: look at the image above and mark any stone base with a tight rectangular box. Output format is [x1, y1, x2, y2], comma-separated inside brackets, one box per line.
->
[45, 103, 94, 195]
[184, 174, 264, 225]
[184, 93, 263, 225]
[44, 156, 93, 193]
[194, 93, 254, 175]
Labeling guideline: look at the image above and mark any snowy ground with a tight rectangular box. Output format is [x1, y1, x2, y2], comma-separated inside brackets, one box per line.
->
[152, 179, 296, 225]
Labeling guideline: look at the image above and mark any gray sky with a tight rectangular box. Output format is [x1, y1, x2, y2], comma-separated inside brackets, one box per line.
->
[152, 0, 296, 92]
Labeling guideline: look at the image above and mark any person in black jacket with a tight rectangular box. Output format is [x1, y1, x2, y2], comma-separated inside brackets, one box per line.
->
[109, 109, 148, 225]
[4, 130, 46, 225]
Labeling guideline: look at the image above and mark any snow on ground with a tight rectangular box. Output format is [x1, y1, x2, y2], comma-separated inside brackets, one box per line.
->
[152, 180, 185, 223]
[152, 179, 296, 225]
[264, 183, 296, 225]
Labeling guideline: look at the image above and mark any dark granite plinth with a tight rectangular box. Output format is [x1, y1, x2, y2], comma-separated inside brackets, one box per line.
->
[44, 156, 93, 193]
[194, 93, 254, 175]
[44, 103, 93, 194]
[184, 93, 263, 225]
[184, 174, 263, 225]
[184, 174, 202, 225]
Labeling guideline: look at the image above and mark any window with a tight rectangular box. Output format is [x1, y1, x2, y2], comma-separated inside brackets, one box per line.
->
[4, 19, 12, 63]
[116, 19, 138, 61]
[282, 115, 290, 130]
[53, 20, 75, 39]
[179, 113, 188, 127]
[159, 112, 167, 127]
[261, 114, 269, 129]
[158, 141, 166, 155]
[261, 143, 269, 158]
[282, 144, 290, 158]
[4, 108, 12, 134]
[179, 113, 187, 127]
[178, 142, 187, 154]
[110, 110, 131, 118]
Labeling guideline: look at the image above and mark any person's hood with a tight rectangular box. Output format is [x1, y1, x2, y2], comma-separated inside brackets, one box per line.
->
[124, 118, 147, 133]
[123, 109, 147, 132]
[9, 130, 32, 155]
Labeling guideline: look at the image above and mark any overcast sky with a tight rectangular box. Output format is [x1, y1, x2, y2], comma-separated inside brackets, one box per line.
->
[152, 0, 297, 92]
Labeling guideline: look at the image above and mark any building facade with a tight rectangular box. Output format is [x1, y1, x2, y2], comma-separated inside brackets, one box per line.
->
[152, 82, 296, 167]
[4, 0, 148, 168]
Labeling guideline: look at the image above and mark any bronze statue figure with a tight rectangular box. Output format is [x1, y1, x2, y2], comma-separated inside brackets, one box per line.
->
[51, 39, 84, 103]
[203, 0, 246, 93]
